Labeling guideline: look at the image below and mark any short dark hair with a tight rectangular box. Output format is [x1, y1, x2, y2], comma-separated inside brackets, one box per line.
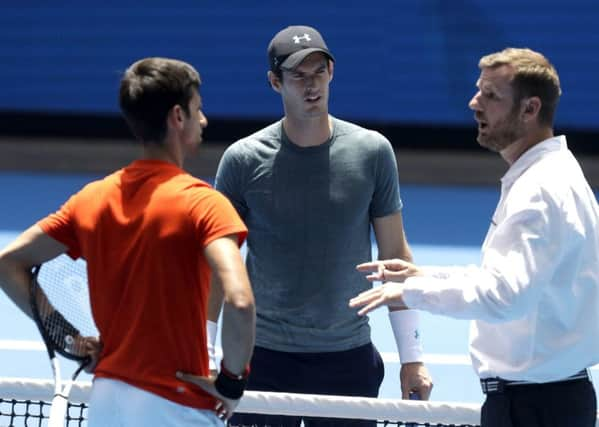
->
[271, 56, 333, 82]
[479, 48, 561, 126]
[119, 57, 200, 144]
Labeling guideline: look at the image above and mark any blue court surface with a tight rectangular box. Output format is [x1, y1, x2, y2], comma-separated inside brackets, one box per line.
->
[0, 171, 597, 406]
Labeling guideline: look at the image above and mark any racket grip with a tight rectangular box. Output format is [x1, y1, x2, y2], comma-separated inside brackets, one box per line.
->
[48, 394, 68, 427]
[405, 392, 421, 427]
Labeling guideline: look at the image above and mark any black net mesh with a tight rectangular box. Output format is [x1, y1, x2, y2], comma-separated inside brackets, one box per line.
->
[0, 398, 87, 427]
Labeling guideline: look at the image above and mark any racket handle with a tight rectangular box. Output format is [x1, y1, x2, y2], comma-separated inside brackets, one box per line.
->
[48, 393, 68, 427]
[405, 392, 421, 427]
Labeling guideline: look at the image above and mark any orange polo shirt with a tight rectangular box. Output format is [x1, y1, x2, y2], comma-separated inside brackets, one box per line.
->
[38, 159, 247, 410]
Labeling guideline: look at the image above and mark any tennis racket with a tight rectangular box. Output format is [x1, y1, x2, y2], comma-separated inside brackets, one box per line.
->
[29, 254, 99, 427]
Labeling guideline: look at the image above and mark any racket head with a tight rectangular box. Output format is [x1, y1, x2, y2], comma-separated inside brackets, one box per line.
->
[30, 255, 99, 363]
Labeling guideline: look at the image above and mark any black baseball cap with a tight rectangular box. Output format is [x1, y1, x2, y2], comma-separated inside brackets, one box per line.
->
[268, 25, 335, 73]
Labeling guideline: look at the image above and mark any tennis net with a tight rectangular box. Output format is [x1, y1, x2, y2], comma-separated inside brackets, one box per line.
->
[0, 377, 481, 426]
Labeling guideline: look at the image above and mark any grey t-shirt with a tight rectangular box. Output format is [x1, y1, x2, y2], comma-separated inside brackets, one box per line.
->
[215, 117, 402, 352]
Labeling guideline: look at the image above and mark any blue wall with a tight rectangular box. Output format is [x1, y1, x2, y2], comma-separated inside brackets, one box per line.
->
[1, 1, 598, 130]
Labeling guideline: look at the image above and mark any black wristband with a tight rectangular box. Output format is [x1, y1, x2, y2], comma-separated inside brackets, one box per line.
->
[214, 371, 248, 399]
[214, 361, 250, 399]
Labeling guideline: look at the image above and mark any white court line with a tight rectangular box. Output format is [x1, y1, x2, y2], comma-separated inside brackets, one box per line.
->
[2, 340, 598, 371]
[383, 352, 471, 365]
[0, 340, 599, 370]
[0, 340, 46, 351]
[0, 340, 470, 365]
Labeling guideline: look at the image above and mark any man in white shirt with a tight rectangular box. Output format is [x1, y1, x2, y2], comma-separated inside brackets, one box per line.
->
[349, 47, 599, 427]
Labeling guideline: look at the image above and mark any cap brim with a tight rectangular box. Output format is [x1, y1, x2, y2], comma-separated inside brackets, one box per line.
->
[280, 48, 335, 71]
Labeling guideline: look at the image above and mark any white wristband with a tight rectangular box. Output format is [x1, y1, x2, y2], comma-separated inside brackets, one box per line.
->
[207, 320, 218, 371]
[388, 309, 423, 364]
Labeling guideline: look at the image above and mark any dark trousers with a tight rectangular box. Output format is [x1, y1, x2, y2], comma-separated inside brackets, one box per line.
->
[481, 377, 596, 427]
[229, 343, 385, 427]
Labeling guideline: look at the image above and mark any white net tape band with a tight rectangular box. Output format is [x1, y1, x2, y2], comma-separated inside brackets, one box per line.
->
[1, 377, 480, 425]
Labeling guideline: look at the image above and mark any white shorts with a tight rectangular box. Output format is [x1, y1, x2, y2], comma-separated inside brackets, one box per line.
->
[88, 377, 223, 427]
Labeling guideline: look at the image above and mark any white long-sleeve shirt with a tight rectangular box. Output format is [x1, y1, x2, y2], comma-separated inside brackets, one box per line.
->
[402, 135, 599, 382]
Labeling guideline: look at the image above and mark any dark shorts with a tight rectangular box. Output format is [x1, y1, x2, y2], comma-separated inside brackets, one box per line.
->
[481, 376, 596, 427]
[229, 343, 385, 427]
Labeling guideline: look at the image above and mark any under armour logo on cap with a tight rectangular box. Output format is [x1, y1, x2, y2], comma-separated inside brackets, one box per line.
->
[268, 25, 335, 73]
[292, 34, 312, 44]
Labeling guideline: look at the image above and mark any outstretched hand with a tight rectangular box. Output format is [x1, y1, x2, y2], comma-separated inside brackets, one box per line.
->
[356, 259, 423, 283]
[176, 371, 240, 421]
[350, 259, 425, 315]
[349, 282, 409, 315]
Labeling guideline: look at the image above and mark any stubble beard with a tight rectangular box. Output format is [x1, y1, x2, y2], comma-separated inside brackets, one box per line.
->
[477, 110, 525, 153]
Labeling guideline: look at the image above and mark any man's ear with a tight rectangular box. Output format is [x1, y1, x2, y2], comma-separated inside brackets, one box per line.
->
[167, 104, 185, 130]
[328, 60, 334, 83]
[522, 96, 541, 122]
[268, 71, 282, 93]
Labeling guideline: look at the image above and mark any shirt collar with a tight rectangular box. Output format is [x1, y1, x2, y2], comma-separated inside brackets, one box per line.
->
[501, 135, 567, 189]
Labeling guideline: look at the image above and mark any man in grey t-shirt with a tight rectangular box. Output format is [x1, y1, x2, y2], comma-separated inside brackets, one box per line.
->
[210, 25, 432, 427]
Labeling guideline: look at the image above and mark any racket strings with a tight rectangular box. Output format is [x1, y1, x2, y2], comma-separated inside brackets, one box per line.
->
[44, 310, 82, 354]
[32, 257, 98, 360]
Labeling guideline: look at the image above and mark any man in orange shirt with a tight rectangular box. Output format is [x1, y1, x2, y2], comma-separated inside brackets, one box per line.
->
[0, 57, 255, 426]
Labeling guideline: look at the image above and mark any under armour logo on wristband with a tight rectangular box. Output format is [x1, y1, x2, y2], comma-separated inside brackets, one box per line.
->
[389, 310, 424, 363]
[292, 34, 311, 44]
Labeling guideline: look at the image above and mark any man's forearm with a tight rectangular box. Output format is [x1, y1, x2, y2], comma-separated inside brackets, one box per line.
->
[0, 256, 34, 318]
[220, 298, 255, 374]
